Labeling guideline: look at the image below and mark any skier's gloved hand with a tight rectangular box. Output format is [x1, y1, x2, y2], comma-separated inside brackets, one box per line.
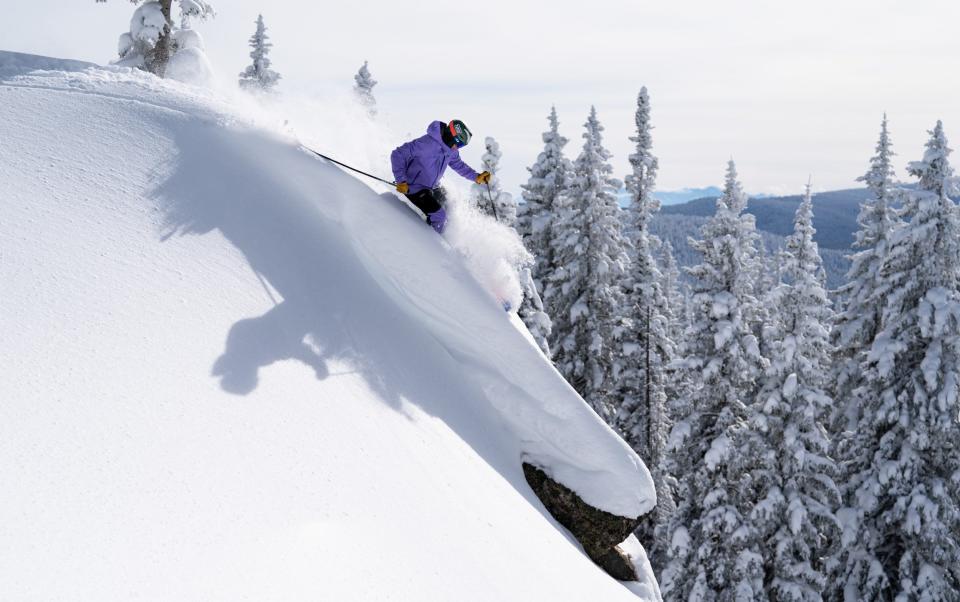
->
[396, 182, 409, 194]
[475, 171, 491, 185]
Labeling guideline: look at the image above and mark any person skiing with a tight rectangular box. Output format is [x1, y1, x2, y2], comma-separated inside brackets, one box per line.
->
[390, 119, 491, 234]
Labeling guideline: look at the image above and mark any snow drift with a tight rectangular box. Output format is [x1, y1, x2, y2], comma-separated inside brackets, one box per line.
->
[0, 54, 658, 601]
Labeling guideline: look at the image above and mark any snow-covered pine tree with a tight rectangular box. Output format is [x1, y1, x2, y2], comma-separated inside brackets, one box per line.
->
[548, 107, 630, 420]
[616, 87, 676, 556]
[751, 181, 839, 601]
[838, 121, 960, 600]
[238, 14, 281, 93]
[352, 61, 378, 117]
[828, 118, 901, 597]
[519, 267, 553, 357]
[754, 240, 784, 360]
[660, 160, 768, 601]
[831, 115, 898, 434]
[624, 87, 658, 233]
[99, 0, 214, 78]
[659, 240, 686, 345]
[471, 137, 517, 226]
[519, 107, 573, 314]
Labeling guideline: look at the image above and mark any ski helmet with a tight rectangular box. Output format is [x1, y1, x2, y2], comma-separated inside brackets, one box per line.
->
[448, 119, 472, 147]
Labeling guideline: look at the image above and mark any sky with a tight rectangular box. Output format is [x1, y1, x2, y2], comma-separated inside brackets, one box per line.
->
[5, 0, 960, 196]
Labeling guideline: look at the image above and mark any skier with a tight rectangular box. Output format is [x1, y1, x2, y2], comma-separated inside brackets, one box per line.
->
[391, 119, 491, 234]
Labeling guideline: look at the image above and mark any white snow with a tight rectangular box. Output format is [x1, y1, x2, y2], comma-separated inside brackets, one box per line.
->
[130, 1, 167, 44]
[704, 433, 731, 471]
[0, 50, 95, 79]
[0, 57, 656, 601]
[165, 46, 214, 86]
[620, 535, 664, 601]
[443, 198, 530, 312]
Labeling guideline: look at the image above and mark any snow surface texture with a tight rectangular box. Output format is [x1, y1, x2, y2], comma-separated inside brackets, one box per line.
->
[0, 59, 657, 601]
[0, 50, 95, 79]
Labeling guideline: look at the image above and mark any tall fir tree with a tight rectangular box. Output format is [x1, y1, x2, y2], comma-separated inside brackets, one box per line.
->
[518, 267, 553, 357]
[660, 240, 686, 345]
[517, 109, 571, 360]
[832, 115, 898, 434]
[751, 182, 840, 601]
[548, 107, 630, 420]
[238, 14, 280, 93]
[755, 240, 783, 360]
[519, 107, 573, 312]
[839, 121, 960, 600]
[661, 160, 768, 601]
[353, 60, 377, 117]
[616, 87, 676, 556]
[472, 137, 516, 225]
[624, 87, 659, 236]
[829, 118, 901, 596]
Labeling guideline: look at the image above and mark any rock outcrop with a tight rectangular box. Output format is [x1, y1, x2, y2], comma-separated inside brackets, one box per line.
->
[523, 462, 645, 581]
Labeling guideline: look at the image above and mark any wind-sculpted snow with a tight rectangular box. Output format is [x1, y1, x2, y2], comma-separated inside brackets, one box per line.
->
[0, 60, 657, 601]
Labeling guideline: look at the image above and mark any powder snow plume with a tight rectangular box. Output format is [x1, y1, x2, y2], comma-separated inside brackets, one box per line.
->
[444, 194, 532, 312]
[226, 85, 534, 313]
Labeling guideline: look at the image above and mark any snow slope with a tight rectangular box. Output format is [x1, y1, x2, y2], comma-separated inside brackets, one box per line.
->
[1, 60, 658, 600]
[0, 50, 95, 79]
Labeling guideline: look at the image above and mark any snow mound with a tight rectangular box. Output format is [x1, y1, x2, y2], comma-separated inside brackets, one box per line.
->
[165, 46, 215, 86]
[0, 57, 656, 601]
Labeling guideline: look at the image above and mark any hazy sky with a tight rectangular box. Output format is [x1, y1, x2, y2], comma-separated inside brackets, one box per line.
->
[5, 1, 960, 195]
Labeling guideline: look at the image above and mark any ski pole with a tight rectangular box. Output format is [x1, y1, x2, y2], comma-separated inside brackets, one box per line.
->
[302, 145, 396, 187]
[485, 181, 501, 222]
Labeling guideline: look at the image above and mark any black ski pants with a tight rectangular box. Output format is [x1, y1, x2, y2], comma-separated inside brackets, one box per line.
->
[404, 187, 448, 215]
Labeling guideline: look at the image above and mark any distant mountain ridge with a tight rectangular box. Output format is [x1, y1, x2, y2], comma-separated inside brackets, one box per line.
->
[650, 213, 851, 291]
[660, 188, 868, 250]
[615, 186, 773, 208]
[654, 187, 723, 205]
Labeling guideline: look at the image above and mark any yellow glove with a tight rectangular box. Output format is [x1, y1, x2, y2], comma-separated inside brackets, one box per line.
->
[396, 182, 409, 194]
[476, 171, 491, 185]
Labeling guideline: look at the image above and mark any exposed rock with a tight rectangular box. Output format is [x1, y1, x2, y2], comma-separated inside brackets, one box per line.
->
[522, 462, 644, 581]
[596, 545, 639, 581]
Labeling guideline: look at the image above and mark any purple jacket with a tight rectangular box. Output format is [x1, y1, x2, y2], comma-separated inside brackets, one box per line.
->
[390, 121, 479, 193]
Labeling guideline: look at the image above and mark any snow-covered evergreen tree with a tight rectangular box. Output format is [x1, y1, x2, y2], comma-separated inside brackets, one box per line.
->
[624, 87, 659, 236]
[548, 107, 630, 420]
[660, 240, 686, 345]
[838, 121, 960, 600]
[519, 107, 573, 315]
[353, 60, 377, 117]
[100, 0, 214, 78]
[755, 240, 784, 360]
[519, 267, 553, 357]
[752, 182, 840, 601]
[238, 14, 281, 93]
[471, 137, 516, 226]
[832, 115, 898, 434]
[661, 160, 768, 601]
[829, 118, 901, 599]
[616, 87, 675, 555]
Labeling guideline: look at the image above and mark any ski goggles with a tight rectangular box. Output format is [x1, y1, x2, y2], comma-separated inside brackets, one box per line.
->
[448, 120, 472, 147]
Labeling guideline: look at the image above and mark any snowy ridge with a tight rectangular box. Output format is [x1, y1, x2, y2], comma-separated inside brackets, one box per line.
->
[1, 61, 657, 600]
[0, 50, 96, 79]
